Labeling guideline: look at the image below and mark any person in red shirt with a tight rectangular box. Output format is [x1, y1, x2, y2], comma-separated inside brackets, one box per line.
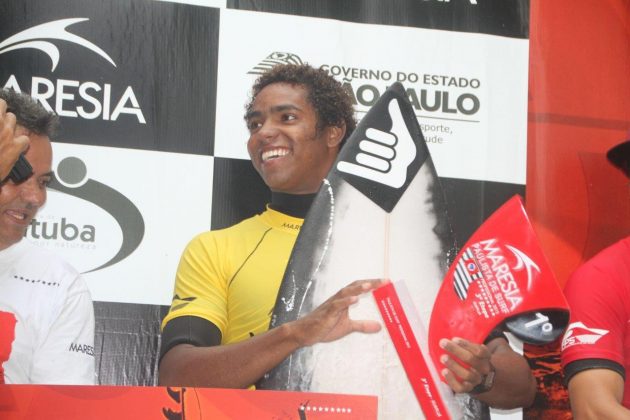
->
[562, 137, 630, 418]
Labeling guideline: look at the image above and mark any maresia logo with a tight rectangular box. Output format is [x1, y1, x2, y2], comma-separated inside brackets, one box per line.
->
[1, 18, 146, 124]
[26, 156, 144, 273]
[453, 242, 539, 303]
[0, 18, 116, 72]
[452, 239, 540, 312]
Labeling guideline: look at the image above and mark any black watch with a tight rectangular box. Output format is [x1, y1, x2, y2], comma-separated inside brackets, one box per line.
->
[470, 363, 496, 394]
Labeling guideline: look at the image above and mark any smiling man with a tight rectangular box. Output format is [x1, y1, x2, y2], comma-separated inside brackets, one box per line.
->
[158, 65, 533, 413]
[0, 89, 94, 384]
[245, 82, 343, 194]
[159, 64, 384, 389]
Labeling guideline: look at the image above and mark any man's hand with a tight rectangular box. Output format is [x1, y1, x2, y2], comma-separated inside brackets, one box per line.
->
[289, 279, 385, 347]
[440, 336, 536, 409]
[0, 99, 29, 181]
[159, 279, 386, 389]
[439, 337, 494, 394]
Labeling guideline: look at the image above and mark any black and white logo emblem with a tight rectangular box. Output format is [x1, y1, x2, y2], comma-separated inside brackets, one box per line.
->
[0, 18, 116, 72]
[43, 156, 145, 273]
[338, 98, 416, 189]
[334, 83, 426, 212]
[247, 52, 304, 76]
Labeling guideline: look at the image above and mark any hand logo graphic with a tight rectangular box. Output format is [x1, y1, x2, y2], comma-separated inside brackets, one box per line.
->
[337, 98, 416, 188]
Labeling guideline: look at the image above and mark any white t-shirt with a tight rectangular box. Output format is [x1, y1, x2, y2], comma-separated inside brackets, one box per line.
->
[0, 240, 95, 384]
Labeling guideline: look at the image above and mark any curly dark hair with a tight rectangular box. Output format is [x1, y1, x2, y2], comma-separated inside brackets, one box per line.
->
[0, 88, 58, 137]
[245, 64, 356, 146]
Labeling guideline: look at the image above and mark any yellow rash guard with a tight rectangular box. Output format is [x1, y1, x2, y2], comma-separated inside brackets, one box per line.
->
[161, 207, 303, 345]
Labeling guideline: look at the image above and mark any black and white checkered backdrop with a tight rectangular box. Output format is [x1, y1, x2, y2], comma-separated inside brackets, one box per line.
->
[0, 1, 528, 406]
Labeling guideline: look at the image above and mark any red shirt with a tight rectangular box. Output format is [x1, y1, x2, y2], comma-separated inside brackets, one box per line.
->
[561, 237, 630, 407]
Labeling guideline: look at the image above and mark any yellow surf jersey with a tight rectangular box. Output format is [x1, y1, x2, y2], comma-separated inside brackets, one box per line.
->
[161, 207, 303, 345]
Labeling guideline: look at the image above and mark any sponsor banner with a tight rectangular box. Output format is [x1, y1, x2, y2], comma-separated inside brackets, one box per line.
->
[228, 0, 529, 39]
[214, 9, 528, 184]
[27, 143, 213, 305]
[0, 385, 378, 420]
[0, 0, 219, 154]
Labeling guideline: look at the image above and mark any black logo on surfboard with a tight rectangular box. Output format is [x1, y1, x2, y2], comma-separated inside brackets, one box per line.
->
[336, 82, 428, 213]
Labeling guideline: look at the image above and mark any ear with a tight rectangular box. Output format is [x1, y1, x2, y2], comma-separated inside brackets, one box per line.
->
[325, 121, 346, 149]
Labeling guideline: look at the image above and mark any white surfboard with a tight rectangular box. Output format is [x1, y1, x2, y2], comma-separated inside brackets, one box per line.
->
[259, 83, 484, 419]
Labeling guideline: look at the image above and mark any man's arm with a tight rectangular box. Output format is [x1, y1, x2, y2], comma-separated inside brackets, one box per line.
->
[440, 336, 536, 409]
[568, 367, 630, 420]
[159, 279, 383, 388]
[0, 99, 29, 181]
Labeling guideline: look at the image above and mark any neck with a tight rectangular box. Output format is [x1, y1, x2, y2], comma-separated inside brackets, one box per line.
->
[269, 192, 316, 218]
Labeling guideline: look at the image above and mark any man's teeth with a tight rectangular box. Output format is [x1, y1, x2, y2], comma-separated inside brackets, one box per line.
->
[7, 210, 26, 220]
[262, 149, 289, 162]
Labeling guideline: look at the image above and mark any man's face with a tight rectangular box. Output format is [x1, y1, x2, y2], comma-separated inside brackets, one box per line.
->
[246, 83, 341, 194]
[0, 126, 52, 251]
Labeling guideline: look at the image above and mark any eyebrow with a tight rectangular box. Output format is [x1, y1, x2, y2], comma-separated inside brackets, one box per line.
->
[245, 104, 302, 121]
[40, 171, 55, 178]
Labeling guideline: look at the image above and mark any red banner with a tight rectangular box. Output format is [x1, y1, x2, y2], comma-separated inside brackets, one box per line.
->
[526, 3, 629, 417]
[0, 385, 377, 420]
